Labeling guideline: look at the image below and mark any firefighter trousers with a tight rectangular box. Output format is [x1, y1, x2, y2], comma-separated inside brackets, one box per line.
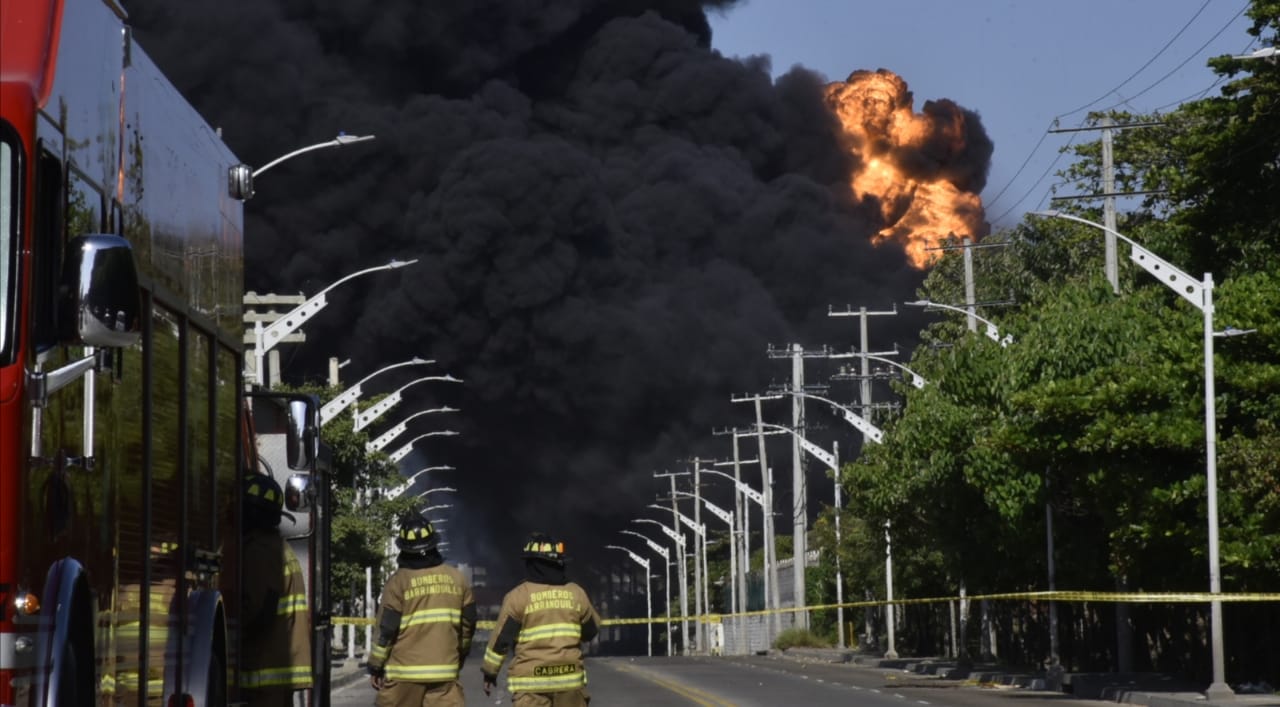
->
[375, 678, 465, 707]
[512, 689, 590, 707]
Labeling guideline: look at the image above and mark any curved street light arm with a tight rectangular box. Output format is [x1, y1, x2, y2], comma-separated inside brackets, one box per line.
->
[354, 374, 464, 432]
[605, 545, 650, 570]
[906, 299, 1014, 347]
[671, 491, 733, 526]
[620, 530, 669, 559]
[774, 393, 884, 444]
[757, 421, 844, 471]
[697, 468, 764, 507]
[827, 350, 927, 389]
[416, 486, 457, 499]
[367, 407, 460, 453]
[647, 504, 705, 538]
[386, 466, 454, 501]
[253, 133, 377, 178]
[320, 357, 434, 425]
[632, 518, 685, 547]
[1032, 210, 1206, 310]
[254, 259, 420, 386]
[388, 430, 459, 464]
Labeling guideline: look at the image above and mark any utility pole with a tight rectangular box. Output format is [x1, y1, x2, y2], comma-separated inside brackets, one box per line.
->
[730, 394, 785, 637]
[711, 429, 761, 652]
[1048, 117, 1164, 297]
[685, 457, 711, 648]
[1101, 115, 1119, 293]
[654, 470, 697, 652]
[242, 292, 306, 387]
[829, 305, 898, 649]
[764, 344, 829, 630]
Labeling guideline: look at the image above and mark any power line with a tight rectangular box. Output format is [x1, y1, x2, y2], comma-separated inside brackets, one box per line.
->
[1056, 0, 1215, 121]
[985, 1, 1246, 219]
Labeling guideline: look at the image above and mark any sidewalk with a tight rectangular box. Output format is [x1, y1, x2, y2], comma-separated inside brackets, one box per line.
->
[776, 648, 1280, 707]
[331, 657, 370, 691]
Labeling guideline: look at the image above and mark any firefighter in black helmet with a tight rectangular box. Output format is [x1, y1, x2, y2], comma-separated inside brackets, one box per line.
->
[368, 515, 476, 707]
[240, 473, 312, 706]
[482, 533, 602, 706]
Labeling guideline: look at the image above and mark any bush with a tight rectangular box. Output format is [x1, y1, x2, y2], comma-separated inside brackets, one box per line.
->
[773, 627, 829, 651]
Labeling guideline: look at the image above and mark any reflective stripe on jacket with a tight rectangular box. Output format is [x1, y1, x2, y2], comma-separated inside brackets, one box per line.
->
[368, 563, 476, 683]
[240, 530, 312, 690]
[482, 581, 601, 693]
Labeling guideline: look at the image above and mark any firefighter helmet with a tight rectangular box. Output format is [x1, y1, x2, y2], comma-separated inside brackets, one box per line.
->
[243, 473, 290, 527]
[521, 533, 566, 565]
[396, 517, 439, 554]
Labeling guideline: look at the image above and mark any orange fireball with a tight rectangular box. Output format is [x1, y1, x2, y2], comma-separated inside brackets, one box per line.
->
[825, 69, 989, 268]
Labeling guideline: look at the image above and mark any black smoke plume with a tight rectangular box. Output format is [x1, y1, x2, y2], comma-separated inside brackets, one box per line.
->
[123, 0, 989, 585]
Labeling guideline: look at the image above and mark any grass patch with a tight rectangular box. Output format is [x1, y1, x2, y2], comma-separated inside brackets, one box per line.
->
[773, 627, 830, 650]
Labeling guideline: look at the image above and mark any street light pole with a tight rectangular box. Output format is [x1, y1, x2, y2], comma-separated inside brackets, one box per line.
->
[1032, 209, 1238, 699]
[634, 518, 688, 655]
[606, 545, 653, 656]
[250, 259, 418, 387]
[676, 487, 736, 647]
[704, 461, 765, 653]
[648, 502, 707, 654]
[319, 357, 434, 425]
[621, 530, 673, 656]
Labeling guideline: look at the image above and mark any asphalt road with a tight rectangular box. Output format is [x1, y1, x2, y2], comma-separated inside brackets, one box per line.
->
[330, 654, 1113, 706]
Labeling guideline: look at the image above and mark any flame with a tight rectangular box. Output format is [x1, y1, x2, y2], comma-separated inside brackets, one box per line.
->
[825, 69, 988, 268]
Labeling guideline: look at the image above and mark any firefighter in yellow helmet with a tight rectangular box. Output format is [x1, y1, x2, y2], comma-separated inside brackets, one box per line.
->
[240, 473, 312, 706]
[482, 533, 602, 707]
[368, 516, 476, 707]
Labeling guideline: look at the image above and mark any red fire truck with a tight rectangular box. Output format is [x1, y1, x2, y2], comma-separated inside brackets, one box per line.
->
[0, 0, 331, 704]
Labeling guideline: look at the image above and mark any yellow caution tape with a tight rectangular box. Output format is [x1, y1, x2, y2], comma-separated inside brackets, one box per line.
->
[328, 590, 1280, 627]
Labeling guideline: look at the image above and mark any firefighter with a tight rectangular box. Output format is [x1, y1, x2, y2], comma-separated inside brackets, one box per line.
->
[368, 516, 477, 707]
[240, 473, 312, 707]
[482, 533, 602, 707]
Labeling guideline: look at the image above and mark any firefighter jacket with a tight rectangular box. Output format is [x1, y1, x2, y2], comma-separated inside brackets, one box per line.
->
[482, 581, 601, 693]
[368, 558, 477, 683]
[240, 528, 312, 690]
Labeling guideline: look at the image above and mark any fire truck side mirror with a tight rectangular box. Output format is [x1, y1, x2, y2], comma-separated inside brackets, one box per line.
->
[58, 234, 142, 348]
[285, 473, 312, 511]
[285, 398, 317, 470]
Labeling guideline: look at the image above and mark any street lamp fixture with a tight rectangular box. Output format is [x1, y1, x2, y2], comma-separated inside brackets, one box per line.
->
[905, 299, 1013, 347]
[320, 357, 434, 425]
[1232, 46, 1279, 60]
[1032, 209, 1245, 699]
[229, 133, 377, 199]
[249, 258, 418, 387]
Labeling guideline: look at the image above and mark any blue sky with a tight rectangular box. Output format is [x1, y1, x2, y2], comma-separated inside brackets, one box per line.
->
[707, 0, 1256, 230]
